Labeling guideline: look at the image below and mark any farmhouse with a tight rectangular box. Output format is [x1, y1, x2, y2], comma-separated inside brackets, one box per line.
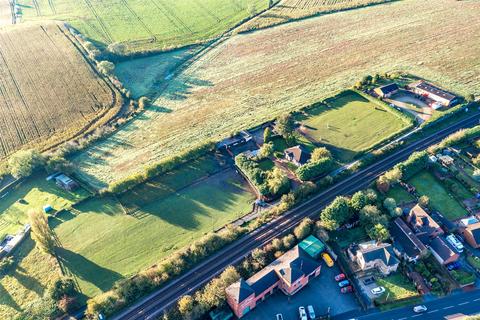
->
[407, 205, 444, 238]
[226, 237, 323, 318]
[284, 145, 311, 166]
[55, 174, 78, 191]
[349, 241, 399, 276]
[460, 220, 480, 249]
[409, 81, 458, 108]
[390, 218, 428, 262]
[374, 83, 399, 98]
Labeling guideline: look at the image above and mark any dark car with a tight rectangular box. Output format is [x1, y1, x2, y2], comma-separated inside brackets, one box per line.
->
[363, 277, 375, 285]
[447, 261, 461, 271]
[341, 285, 354, 293]
[335, 273, 346, 282]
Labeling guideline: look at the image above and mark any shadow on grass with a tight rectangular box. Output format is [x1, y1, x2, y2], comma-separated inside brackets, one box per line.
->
[12, 270, 44, 296]
[0, 282, 20, 311]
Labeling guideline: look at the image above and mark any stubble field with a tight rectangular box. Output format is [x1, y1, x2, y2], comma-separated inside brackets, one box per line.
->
[75, 0, 480, 188]
[0, 22, 116, 158]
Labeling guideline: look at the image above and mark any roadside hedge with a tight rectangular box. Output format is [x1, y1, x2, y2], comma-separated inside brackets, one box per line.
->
[296, 157, 334, 181]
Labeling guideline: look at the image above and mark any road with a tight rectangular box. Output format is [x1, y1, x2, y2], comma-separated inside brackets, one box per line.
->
[336, 288, 480, 320]
[113, 111, 480, 320]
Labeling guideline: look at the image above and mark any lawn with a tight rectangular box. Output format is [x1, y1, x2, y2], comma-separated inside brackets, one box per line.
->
[375, 273, 420, 308]
[386, 185, 415, 205]
[0, 173, 90, 240]
[331, 227, 368, 249]
[409, 171, 469, 220]
[0, 238, 61, 319]
[52, 156, 255, 297]
[17, 0, 269, 53]
[298, 91, 411, 162]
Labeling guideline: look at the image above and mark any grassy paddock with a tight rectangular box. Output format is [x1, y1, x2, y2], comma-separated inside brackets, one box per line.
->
[386, 185, 415, 205]
[409, 171, 469, 220]
[52, 156, 255, 297]
[375, 273, 420, 309]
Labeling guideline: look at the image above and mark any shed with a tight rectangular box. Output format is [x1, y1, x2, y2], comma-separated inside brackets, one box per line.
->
[298, 235, 325, 258]
[43, 205, 53, 213]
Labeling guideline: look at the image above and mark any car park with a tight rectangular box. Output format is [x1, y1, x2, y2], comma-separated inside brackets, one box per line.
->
[341, 285, 354, 293]
[371, 286, 385, 295]
[362, 276, 375, 285]
[446, 234, 464, 253]
[322, 252, 334, 267]
[276, 314, 284, 320]
[338, 280, 350, 288]
[447, 261, 461, 271]
[299, 306, 308, 320]
[307, 305, 315, 319]
[413, 305, 428, 313]
[335, 273, 346, 281]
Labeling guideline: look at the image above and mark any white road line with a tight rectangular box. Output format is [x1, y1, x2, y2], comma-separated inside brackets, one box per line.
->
[443, 306, 454, 310]
[459, 301, 470, 306]
[475, 298, 480, 302]
[411, 315, 422, 318]
[398, 318, 407, 320]
[427, 309, 438, 314]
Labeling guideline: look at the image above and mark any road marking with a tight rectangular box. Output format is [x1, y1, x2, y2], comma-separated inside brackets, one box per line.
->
[427, 309, 438, 314]
[459, 301, 470, 306]
[443, 306, 454, 310]
[411, 315, 422, 318]
[398, 318, 407, 320]
[475, 298, 480, 302]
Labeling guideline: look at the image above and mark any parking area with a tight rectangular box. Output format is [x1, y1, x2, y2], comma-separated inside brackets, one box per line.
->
[386, 90, 432, 122]
[243, 261, 361, 320]
[356, 275, 380, 301]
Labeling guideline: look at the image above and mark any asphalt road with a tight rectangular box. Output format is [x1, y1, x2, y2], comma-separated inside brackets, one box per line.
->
[336, 288, 480, 320]
[113, 112, 480, 320]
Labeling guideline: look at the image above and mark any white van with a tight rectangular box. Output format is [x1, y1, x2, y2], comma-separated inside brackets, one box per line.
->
[446, 234, 464, 253]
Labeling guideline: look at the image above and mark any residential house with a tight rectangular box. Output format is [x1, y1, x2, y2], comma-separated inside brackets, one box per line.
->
[407, 205, 444, 238]
[428, 236, 459, 265]
[350, 241, 399, 276]
[374, 83, 399, 98]
[284, 145, 311, 166]
[390, 218, 428, 262]
[226, 238, 323, 318]
[409, 81, 458, 107]
[460, 220, 480, 249]
[54, 174, 78, 191]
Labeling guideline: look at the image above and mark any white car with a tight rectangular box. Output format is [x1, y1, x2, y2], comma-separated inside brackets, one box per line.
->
[371, 286, 386, 295]
[275, 314, 284, 320]
[413, 305, 428, 313]
[307, 305, 316, 319]
[446, 234, 464, 253]
[299, 306, 308, 320]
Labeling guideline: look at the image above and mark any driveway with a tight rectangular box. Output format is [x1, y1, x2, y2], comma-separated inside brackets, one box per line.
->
[243, 261, 361, 320]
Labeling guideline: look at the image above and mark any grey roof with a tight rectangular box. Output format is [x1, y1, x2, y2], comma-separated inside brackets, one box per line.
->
[391, 218, 427, 258]
[413, 81, 456, 101]
[429, 237, 457, 261]
[249, 269, 278, 296]
[361, 243, 399, 267]
[276, 246, 321, 284]
[376, 83, 399, 95]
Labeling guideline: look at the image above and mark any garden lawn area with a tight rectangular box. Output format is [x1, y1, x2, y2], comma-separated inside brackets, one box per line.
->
[0, 173, 90, 239]
[52, 156, 255, 297]
[467, 256, 480, 271]
[409, 171, 469, 220]
[375, 273, 419, 308]
[450, 269, 476, 286]
[298, 91, 411, 162]
[331, 227, 368, 249]
[0, 238, 61, 319]
[386, 185, 415, 205]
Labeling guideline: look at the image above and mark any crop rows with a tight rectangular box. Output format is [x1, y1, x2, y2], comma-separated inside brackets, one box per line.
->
[0, 22, 114, 158]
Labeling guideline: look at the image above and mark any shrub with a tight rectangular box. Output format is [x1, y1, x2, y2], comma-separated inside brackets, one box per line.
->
[320, 196, 352, 230]
[296, 157, 334, 181]
[8, 149, 45, 178]
[293, 218, 313, 240]
[49, 277, 76, 301]
[97, 60, 115, 75]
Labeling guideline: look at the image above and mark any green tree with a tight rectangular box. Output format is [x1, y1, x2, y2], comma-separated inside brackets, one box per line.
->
[266, 167, 290, 196]
[376, 175, 390, 194]
[383, 198, 397, 215]
[360, 205, 387, 229]
[97, 60, 115, 75]
[263, 127, 273, 143]
[198, 266, 239, 309]
[177, 295, 194, 319]
[29, 209, 56, 255]
[8, 149, 45, 178]
[293, 218, 313, 240]
[296, 157, 333, 181]
[258, 142, 274, 160]
[311, 147, 332, 162]
[350, 191, 369, 212]
[419, 195, 430, 208]
[275, 113, 295, 139]
[49, 277, 76, 301]
[368, 224, 390, 242]
[320, 196, 352, 230]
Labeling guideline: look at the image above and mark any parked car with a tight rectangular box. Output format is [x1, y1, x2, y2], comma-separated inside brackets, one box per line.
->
[447, 261, 462, 271]
[371, 286, 385, 295]
[335, 273, 346, 281]
[363, 276, 375, 285]
[338, 280, 350, 288]
[341, 285, 354, 293]
[275, 314, 284, 320]
[299, 306, 308, 320]
[322, 252, 334, 267]
[413, 305, 428, 313]
[307, 305, 315, 319]
[446, 234, 464, 253]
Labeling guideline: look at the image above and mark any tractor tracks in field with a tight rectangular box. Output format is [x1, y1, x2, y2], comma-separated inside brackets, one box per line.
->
[119, 0, 156, 42]
[82, 0, 113, 43]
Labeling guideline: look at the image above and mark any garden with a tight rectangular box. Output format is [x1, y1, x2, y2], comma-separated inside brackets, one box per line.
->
[374, 273, 421, 309]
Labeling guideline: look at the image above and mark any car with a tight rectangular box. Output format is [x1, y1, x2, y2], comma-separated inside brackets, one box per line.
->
[338, 280, 350, 288]
[447, 261, 462, 271]
[362, 276, 375, 285]
[299, 306, 308, 320]
[341, 285, 354, 293]
[307, 305, 315, 319]
[321, 252, 334, 267]
[371, 286, 385, 295]
[413, 305, 428, 313]
[446, 234, 464, 253]
[275, 314, 284, 320]
[335, 273, 346, 281]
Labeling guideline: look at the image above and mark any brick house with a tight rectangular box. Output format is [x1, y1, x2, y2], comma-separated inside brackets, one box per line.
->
[390, 218, 428, 262]
[460, 221, 480, 249]
[284, 145, 311, 166]
[407, 205, 444, 239]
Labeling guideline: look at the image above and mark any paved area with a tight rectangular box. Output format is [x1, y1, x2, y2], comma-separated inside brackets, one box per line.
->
[387, 90, 432, 122]
[244, 261, 361, 320]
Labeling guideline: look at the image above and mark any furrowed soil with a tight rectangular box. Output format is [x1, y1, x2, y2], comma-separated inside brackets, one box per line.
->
[75, 0, 480, 188]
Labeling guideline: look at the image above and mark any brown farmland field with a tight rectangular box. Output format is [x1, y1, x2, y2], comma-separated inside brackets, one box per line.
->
[75, 0, 480, 188]
[0, 22, 118, 158]
[238, 0, 393, 32]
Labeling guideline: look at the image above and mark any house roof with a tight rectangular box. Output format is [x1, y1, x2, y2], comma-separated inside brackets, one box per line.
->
[391, 218, 427, 258]
[409, 205, 442, 236]
[411, 81, 457, 102]
[285, 145, 310, 165]
[55, 174, 75, 185]
[429, 237, 457, 262]
[375, 83, 399, 95]
[225, 278, 255, 303]
[466, 222, 480, 246]
[358, 241, 399, 267]
[248, 269, 278, 296]
[298, 235, 325, 258]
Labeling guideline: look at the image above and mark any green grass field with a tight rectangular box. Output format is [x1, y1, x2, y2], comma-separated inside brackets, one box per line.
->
[331, 227, 368, 249]
[298, 91, 410, 162]
[376, 273, 420, 309]
[409, 171, 469, 220]
[17, 0, 268, 53]
[0, 174, 90, 239]
[386, 185, 415, 205]
[52, 156, 255, 297]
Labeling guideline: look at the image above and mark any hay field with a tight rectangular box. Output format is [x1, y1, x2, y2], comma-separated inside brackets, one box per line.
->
[75, 0, 480, 188]
[0, 22, 116, 158]
[238, 0, 393, 31]
[16, 0, 269, 53]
